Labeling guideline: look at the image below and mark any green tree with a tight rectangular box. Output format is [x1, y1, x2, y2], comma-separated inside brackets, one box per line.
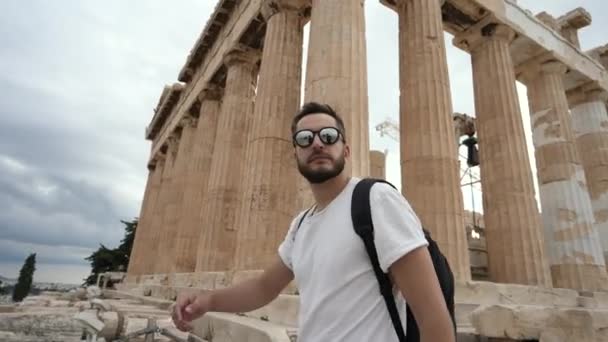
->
[12, 253, 36, 302]
[83, 218, 138, 286]
[0, 280, 6, 295]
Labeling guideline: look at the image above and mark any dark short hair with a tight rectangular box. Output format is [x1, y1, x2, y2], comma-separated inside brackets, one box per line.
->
[291, 102, 346, 140]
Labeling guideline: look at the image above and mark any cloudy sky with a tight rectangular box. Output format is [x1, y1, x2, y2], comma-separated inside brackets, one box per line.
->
[1, 1, 606, 284]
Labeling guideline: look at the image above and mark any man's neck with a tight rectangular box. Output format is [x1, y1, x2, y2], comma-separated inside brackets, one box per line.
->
[310, 174, 351, 211]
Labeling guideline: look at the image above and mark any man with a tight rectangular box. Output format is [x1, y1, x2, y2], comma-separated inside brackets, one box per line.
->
[172, 102, 455, 341]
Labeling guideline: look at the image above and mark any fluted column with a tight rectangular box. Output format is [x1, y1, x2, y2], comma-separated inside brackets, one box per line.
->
[455, 23, 551, 286]
[234, 1, 307, 271]
[146, 144, 176, 275]
[196, 46, 260, 272]
[157, 115, 197, 273]
[370, 150, 386, 180]
[297, 0, 370, 208]
[127, 158, 164, 276]
[154, 133, 187, 274]
[519, 61, 608, 291]
[568, 85, 608, 268]
[172, 87, 223, 273]
[392, 0, 470, 281]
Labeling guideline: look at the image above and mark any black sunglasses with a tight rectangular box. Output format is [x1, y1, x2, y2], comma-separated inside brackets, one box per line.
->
[293, 127, 344, 148]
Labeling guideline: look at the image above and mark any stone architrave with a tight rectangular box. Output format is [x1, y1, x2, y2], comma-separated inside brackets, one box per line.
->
[196, 46, 260, 272]
[127, 158, 164, 276]
[234, 0, 307, 271]
[454, 23, 552, 286]
[297, 0, 371, 209]
[171, 86, 223, 273]
[388, 0, 470, 281]
[369, 150, 386, 180]
[568, 85, 608, 267]
[518, 60, 608, 291]
[154, 132, 187, 274]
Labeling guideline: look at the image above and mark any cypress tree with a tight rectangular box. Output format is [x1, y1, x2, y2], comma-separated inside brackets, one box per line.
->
[12, 253, 36, 302]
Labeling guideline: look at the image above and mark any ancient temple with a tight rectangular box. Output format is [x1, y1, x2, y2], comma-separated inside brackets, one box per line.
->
[121, 1, 608, 340]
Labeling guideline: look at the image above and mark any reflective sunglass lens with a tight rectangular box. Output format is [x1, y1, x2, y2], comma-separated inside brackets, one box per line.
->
[295, 131, 314, 147]
[319, 128, 339, 144]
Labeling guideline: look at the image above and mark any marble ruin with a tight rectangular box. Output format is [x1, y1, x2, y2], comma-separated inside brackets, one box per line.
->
[119, 0, 608, 341]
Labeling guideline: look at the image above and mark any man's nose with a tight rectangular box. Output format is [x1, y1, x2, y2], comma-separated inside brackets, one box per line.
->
[311, 134, 325, 149]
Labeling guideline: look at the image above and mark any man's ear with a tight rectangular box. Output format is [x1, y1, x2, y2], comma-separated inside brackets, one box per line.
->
[344, 144, 351, 158]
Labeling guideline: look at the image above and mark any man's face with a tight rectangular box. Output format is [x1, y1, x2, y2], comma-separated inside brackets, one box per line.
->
[293, 113, 350, 184]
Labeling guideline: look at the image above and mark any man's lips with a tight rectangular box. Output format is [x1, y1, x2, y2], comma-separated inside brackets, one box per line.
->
[308, 155, 332, 163]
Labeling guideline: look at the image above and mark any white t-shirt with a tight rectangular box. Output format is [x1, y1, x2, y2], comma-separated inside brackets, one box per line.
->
[278, 177, 428, 342]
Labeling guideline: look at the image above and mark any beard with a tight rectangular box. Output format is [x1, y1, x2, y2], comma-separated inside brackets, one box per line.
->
[297, 154, 345, 184]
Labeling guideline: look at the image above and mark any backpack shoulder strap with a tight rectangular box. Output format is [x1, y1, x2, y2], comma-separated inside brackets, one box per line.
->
[292, 207, 313, 241]
[351, 178, 406, 342]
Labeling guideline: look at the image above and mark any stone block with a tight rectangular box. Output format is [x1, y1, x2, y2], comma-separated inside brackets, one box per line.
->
[0, 305, 15, 313]
[171, 273, 196, 287]
[191, 312, 293, 342]
[87, 286, 102, 299]
[191, 272, 228, 289]
[470, 304, 608, 341]
[232, 270, 263, 285]
[246, 294, 299, 328]
[456, 281, 579, 307]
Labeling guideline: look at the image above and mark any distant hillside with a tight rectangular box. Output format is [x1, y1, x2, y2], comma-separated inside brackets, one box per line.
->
[0, 275, 16, 282]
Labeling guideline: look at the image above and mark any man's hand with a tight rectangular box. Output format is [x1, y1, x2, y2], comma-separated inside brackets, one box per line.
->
[172, 291, 212, 332]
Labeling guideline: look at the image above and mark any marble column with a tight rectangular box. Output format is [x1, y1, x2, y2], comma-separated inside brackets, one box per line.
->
[172, 86, 223, 273]
[158, 116, 198, 273]
[127, 160, 163, 276]
[196, 46, 260, 272]
[369, 150, 386, 180]
[144, 146, 175, 275]
[454, 23, 551, 286]
[391, 0, 470, 281]
[154, 132, 187, 274]
[568, 85, 608, 268]
[519, 61, 608, 291]
[298, 0, 370, 208]
[234, 1, 306, 271]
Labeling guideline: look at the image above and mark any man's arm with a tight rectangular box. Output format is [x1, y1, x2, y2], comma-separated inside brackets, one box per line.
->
[389, 246, 455, 342]
[172, 256, 293, 331]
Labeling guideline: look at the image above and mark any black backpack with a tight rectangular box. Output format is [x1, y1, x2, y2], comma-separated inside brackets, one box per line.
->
[295, 178, 456, 341]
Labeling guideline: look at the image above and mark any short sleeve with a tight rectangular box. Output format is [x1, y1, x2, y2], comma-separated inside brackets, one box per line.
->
[370, 183, 428, 273]
[278, 211, 306, 271]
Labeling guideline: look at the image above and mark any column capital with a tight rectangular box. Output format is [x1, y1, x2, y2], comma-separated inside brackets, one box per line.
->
[515, 54, 568, 84]
[567, 82, 608, 106]
[453, 17, 516, 53]
[223, 45, 261, 68]
[148, 152, 166, 170]
[198, 84, 224, 102]
[178, 115, 198, 129]
[260, 0, 311, 21]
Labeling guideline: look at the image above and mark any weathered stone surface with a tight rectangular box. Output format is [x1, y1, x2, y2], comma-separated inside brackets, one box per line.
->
[87, 285, 102, 299]
[192, 312, 293, 342]
[391, 0, 471, 282]
[234, 1, 306, 271]
[369, 150, 386, 180]
[471, 304, 608, 341]
[568, 86, 608, 269]
[0, 311, 83, 341]
[0, 305, 15, 313]
[519, 60, 608, 291]
[456, 281, 579, 307]
[455, 22, 551, 287]
[196, 46, 261, 272]
[172, 90, 222, 274]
